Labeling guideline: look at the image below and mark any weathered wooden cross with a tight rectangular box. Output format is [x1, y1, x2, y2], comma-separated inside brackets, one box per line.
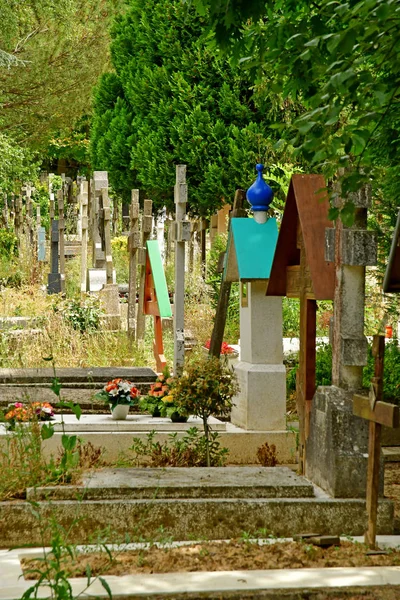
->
[353, 334, 399, 549]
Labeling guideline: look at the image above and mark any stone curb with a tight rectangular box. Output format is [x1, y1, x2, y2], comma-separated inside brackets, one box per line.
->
[2, 540, 400, 600]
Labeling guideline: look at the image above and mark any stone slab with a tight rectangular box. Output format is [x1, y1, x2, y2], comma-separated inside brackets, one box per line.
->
[0, 367, 156, 384]
[87, 268, 116, 292]
[0, 496, 393, 547]
[27, 466, 313, 500]
[47, 414, 226, 432]
[383, 447, 400, 462]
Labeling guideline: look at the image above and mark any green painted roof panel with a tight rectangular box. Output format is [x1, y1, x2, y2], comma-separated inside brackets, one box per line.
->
[228, 218, 278, 280]
[146, 240, 172, 317]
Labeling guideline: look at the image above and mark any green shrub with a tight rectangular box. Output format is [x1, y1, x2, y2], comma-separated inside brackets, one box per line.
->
[57, 295, 103, 333]
[286, 342, 332, 396]
[0, 230, 17, 260]
[363, 341, 400, 404]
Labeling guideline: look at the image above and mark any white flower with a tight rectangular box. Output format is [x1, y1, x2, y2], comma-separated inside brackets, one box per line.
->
[120, 382, 131, 393]
[110, 388, 119, 396]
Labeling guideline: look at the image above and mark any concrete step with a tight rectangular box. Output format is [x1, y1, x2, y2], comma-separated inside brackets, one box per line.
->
[384, 446, 400, 462]
[0, 495, 393, 548]
[0, 366, 157, 385]
[27, 466, 314, 500]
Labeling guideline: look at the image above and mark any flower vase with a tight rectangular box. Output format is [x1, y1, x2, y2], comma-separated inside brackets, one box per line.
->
[170, 411, 188, 423]
[110, 404, 130, 420]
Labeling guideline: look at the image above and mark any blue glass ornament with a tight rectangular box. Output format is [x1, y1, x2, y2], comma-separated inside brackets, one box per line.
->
[246, 164, 273, 212]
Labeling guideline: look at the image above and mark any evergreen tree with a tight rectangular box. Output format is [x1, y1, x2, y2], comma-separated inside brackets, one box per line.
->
[91, 0, 293, 214]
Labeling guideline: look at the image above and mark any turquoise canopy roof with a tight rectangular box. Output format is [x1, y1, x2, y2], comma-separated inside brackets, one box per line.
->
[224, 218, 278, 282]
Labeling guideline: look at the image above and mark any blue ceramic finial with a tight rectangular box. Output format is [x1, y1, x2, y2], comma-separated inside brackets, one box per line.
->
[246, 164, 273, 212]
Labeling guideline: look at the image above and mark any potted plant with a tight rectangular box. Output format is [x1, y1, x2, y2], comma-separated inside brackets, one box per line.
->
[139, 368, 188, 422]
[172, 354, 239, 466]
[96, 379, 141, 420]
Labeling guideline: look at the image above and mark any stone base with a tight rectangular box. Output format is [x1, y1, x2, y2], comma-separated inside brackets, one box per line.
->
[306, 385, 384, 498]
[47, 272, 61, 294]
[231, 361, 286, 431]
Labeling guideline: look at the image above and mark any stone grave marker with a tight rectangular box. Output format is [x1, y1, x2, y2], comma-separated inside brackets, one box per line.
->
[306, 181, 377, 497]
[92, 171, 107, 269]
[80, 180, 89, 294]
[47, 220, 61, 293]
[128, 190, 140, 342]
[57, 189, 66, 293]
[173, 165, 190, 376]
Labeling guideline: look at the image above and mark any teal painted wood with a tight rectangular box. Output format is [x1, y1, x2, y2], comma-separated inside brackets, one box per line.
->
[146, 240, 172, 318]
[229, 218, 278, 280]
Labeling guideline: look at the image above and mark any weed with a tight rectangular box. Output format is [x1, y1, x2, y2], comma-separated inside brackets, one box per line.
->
[257, 442, 278, 467]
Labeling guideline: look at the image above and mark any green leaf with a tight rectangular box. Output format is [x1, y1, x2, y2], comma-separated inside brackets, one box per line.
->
[86, 564, 92, 586]
[51, 378, 62, 397]
[62, 434, 77, 451]
[328, 207, 340, 221]
[304, 37, 320, 48]
[41, 423, 55, 440]
[42, 356, 53, 362]
[99, 577, 112, 599]
[327, 34, 341, 53]
[340, 202, 356, 227]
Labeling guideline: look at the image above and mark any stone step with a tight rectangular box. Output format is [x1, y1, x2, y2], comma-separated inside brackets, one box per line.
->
[27, 466, 314, 500]
[383, 446, 400, 462]
[0, 495, 393, 548]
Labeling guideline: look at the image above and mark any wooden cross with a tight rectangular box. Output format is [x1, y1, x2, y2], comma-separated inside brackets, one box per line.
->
[353, 335, 400, 549]
[286, 223, 317, 473]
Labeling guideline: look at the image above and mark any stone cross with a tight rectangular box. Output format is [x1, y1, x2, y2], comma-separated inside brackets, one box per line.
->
[353, 335, 400, 548]
[128, 190, 140, 342]
[173, 165, 190, 376]
[306, 180, 378, 498]
[80, 181, 89, 294]
[137, 199, 153, 341]
[25, 184, 34, 248]
[100, 186, 113, 285]
[14, 194, 23, 250]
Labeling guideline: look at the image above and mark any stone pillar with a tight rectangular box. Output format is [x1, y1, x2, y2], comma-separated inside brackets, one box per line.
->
[137, 199, 153, 341]
[93, 172, 107, 269]
[173, 165, 190, 376]
[80, 181, 89, 294]
[231, 282, 286, 431]
[48, 220, 61, 293]
[306, 184, 378, 497]
[57, 189, 66, 294]
[128, 190, 140, 342]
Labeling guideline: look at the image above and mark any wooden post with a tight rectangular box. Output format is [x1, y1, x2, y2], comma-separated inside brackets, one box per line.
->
[80, 181, 89, 295]
[128, 190, 140, 342]
[101, 187, 113, 285]
[353, 335, 399, 549]
[209, 190, 246, 358]
[173, 165, 189, 376]
[137, 199, 153, 341]
[57, 189, 65, 293]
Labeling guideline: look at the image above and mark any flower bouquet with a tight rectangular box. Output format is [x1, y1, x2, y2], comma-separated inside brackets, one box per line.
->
[96, 379, 141, 420]
[3, 401, 55, 430]
[139, 369, 188, 422]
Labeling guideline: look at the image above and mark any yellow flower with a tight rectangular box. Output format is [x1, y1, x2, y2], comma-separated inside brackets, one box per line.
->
[162, 395, 174, 404]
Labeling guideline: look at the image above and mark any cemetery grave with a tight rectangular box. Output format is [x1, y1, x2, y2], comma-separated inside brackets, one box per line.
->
[0, 165, 400, 600]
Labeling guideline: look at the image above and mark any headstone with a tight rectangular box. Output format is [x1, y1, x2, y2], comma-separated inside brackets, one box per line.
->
[48, 220, 61, 294]
[306, 181, 378, 497]
[87, 268, 116, 293]
[173, 165, 189, 376]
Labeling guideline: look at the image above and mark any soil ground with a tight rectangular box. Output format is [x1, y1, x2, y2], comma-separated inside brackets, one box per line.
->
[22, 540, 400, 579]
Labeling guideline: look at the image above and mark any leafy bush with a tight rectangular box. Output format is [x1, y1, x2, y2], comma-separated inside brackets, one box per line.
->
[287, 342, 332, 396]
[173, 354, 239, 466]
[111, 236, 129, 283]
[129, 428, 229, 467]
[57, 295, 103, 333]
[0, 229, 17, 259]
[363, 341, 400, 404]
